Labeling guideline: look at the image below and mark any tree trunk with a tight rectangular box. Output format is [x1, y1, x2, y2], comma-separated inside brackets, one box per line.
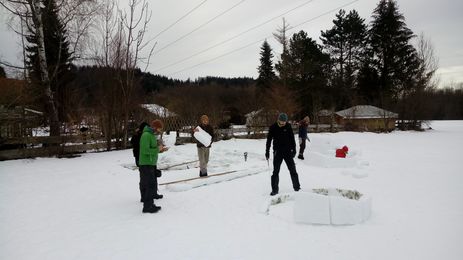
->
[32, 0, 60, 136]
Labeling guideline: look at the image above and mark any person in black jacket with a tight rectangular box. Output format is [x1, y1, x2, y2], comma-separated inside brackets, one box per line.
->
[265, 113, 301, 196]
[130, 122, 149, 167]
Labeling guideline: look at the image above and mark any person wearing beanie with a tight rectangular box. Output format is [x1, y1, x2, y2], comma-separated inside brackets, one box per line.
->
[138, 119, 168, 213]
[193, 114, 214, 177]
[297, 116, 311, 160]
[265, 113, 301, 196]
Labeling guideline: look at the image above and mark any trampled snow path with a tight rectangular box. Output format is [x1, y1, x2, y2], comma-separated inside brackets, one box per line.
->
[1, 121, 463, 260]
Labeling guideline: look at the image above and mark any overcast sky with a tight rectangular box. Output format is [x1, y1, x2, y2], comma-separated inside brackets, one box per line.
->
[1, 0, 462, 87]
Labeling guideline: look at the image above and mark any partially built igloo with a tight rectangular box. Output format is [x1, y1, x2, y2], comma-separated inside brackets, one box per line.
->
[293, 189, 371, 225]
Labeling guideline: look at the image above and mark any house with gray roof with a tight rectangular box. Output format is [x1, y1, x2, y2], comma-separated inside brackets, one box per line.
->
[335, 105, 398, 131]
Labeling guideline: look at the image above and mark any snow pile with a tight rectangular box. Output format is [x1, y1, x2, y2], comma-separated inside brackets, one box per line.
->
[1, 121, 463, 260]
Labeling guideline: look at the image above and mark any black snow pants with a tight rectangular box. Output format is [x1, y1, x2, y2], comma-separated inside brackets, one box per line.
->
[271, 150, 300, 193]
[139, 165, 157, 208]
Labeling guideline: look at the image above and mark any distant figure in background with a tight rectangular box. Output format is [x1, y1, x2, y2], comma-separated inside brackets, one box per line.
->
[298, 116, 311, 160]
[265, 113, 301, 196]
[138, 119, 168, 213]
[130, 122, 149, 167]
[193, 114, 214, 177]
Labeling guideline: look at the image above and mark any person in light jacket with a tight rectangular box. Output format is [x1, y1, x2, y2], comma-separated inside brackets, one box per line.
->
[193, 114, 214, 177]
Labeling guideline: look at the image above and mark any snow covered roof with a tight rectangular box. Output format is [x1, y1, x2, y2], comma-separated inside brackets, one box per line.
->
[141, 104, 177, 117]
[24, 108, 44, 115]
[318, 109, 333, 117]
[336, 105, 398, 119]
[245, 109, 263, 118]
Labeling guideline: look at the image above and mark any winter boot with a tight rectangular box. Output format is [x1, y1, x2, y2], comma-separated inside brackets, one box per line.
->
[143, 205, 161, 213]
[270, 190, 278, 196]
[199, 170, 208, 177]
[153, 194, 163, 200]
[297, 154, 304, 160]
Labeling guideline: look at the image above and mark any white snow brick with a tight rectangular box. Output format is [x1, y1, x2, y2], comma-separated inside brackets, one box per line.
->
[330, 196, 371, 225]
[293, 192, 331, 224]
[193, 126, 212, 147]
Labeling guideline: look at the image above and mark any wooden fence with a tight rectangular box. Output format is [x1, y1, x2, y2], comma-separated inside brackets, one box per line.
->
[174, 124, 343, 144]
[0, 135, 116, 161]
[1, 123, 344, 160]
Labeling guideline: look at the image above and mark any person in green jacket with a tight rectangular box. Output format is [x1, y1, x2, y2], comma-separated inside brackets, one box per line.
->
[139, 119, 167, 213]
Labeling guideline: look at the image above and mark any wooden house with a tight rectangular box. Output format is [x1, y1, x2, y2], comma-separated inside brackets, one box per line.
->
[335, 105, 398, 131]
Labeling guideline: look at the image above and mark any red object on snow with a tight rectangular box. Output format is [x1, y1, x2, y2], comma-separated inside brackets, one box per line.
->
[336, 146, 349, 158]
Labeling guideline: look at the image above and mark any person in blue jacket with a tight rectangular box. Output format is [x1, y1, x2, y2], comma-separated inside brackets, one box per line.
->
[298, 116, 310, 160]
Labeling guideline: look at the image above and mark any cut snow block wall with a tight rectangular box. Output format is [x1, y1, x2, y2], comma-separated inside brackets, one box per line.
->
[292, 190, 371, 225]
[293, 192, 331, 224]
[330, 196, 371, 225]
[193, 126, 212, 147]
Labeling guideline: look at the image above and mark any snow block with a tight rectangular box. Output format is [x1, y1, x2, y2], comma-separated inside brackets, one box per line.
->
[292, 189, 371, 225]
[193, 126, 212, 147]
[330, 196, 361, 224]
[293, 192, 331, 225]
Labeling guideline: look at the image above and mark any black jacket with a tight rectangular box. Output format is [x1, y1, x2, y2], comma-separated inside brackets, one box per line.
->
[131, 122, 149, 158]
[196, 124, 214, 148]
[130, 133, 141, 158]
[266, 122, 296, 154]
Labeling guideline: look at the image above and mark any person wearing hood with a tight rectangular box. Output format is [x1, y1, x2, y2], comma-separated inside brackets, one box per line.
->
[138, 119, 168, 213]
[265, 113, 301, 196]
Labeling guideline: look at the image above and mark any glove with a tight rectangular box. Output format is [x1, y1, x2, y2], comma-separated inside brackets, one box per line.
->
[291, 150, 296, 158]
[155, 169, 162, 177]
[265, 151, 269, 160]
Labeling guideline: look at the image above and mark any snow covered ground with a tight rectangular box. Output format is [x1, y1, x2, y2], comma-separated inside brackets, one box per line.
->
[1, 121, 462, 260]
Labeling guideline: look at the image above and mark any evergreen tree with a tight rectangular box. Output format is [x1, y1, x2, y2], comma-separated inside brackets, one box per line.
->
[369, 0, 420, 104]
[273, 18, 291, 87]
[357, 58, 381, 104]
[320, 9, 367, 109]
[256, 40, 276, 91]
[284, 30, 330, 116]
[26, 0, 73, 122]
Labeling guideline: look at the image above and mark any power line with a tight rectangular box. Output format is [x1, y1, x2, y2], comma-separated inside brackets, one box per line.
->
[169, 38, 266, 76]
[436, 70, 463, 75]
[167, 0, 360, 77]
[154, 0, 247, 55]
[288, 0, 359, 31]
[154, 0, 316, 73]
[149, 0, 209, 41]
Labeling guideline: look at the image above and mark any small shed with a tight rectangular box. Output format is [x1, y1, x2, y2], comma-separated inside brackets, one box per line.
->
[317, 109, 336, 124]
[245, 109, 278, 127]
[335, 105, 398, 131]
[0, 106, 45, 142]
[139, 104, 180, 132]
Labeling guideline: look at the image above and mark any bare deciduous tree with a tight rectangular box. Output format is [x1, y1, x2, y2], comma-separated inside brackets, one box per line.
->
[0, 0, 99, 137]
[91, 0, 155, 148]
